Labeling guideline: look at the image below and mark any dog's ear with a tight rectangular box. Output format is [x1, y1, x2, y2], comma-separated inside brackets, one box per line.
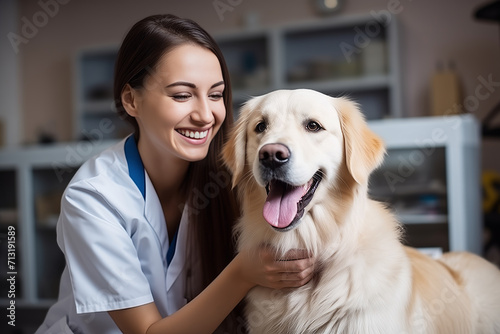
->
[335, 97, 386, 185]
[221, 102, 251, 188]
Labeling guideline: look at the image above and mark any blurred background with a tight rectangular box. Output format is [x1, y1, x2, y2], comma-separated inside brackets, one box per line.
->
[0, 0, 499, 332]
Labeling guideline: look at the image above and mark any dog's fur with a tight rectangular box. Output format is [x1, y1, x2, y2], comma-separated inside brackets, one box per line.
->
[222, 89, 500, 334]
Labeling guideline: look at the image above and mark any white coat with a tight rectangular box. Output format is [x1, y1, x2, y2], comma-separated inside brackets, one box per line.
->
[36, 135, 190, 333]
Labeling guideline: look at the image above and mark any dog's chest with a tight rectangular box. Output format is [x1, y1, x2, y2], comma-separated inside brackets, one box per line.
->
[244, 277, 352, 333]
[243, 271, 406, 334]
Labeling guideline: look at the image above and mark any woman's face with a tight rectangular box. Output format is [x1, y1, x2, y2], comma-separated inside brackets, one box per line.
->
[131, 43, 226, 163]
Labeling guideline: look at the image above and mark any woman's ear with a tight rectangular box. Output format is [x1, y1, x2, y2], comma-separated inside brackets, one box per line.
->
[121, 84, 140, 118]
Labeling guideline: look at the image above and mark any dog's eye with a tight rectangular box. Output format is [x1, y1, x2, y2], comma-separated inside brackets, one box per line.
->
[255, 121, 267, 133]
[306, 121, 323, 132]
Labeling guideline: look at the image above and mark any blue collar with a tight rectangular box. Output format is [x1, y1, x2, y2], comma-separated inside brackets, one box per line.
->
[124, 135, 177, 265]
[167, 231, 178, 266]
[124, 135, 146, 200]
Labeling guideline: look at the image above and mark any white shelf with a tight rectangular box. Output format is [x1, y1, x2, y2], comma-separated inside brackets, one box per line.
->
[397, 214, 448, 225]
[370, 182, 447, 198]
[284, 74, 391, 92]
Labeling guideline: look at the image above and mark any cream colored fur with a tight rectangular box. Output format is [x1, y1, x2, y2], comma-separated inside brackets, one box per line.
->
[222, 89, 500, 334]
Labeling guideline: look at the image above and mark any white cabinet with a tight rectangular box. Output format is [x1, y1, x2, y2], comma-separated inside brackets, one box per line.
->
[368, 114, 482, 255]
[0, 140, 115, 308]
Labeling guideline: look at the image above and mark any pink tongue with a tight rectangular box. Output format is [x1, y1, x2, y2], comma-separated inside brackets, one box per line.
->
[263, 181, 305, 228]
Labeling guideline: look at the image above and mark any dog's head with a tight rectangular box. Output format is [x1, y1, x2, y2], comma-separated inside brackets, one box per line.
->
[222, 89, 385, 232]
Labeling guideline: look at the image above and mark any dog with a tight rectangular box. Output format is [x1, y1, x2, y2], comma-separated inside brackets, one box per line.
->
[222, 89, 500, 333]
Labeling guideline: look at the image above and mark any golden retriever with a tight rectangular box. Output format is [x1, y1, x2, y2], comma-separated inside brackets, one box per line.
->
[222, 89, 500, 334]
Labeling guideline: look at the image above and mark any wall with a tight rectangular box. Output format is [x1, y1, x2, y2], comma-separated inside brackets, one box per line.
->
[6, 0, 500, 169]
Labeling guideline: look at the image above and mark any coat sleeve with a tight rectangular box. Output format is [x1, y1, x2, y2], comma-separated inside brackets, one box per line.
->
[57, 179, 154, 314]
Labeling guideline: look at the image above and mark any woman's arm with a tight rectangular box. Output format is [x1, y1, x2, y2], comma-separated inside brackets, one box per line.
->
[109, 247, 315, 334]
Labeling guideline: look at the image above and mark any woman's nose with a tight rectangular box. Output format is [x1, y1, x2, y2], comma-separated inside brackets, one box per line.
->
[191, 97, 213, 124]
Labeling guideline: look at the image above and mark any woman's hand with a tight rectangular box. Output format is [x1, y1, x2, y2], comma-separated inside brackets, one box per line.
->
[235, 245, 316, 290]
[112, 246, 316, 334]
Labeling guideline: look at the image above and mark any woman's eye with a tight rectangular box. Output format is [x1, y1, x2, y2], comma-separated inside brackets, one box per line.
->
[255, 121, 267, 133]
[306, 121, 323, 132]
[209, 93, 223, 101]
[172, 94, 191, 101]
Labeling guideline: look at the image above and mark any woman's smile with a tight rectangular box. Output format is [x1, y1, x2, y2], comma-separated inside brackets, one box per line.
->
[176, 127, 211, 144]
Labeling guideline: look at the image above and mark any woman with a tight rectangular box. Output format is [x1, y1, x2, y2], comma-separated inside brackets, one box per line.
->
[36, 14, 315, 334]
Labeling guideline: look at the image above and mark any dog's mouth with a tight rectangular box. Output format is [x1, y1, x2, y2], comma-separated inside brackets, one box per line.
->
[263, 170, 323, 231]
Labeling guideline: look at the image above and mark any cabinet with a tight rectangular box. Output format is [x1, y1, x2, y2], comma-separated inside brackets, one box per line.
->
[216, 14, 402, 119]
[73, 45, 132, 141]
[72, 14, 401, 140]
[368, 114, 482, 255]
[0, 140, 114, 310]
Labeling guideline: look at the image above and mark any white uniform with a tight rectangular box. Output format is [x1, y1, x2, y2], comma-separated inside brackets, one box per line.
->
[36, 135, 190, 333]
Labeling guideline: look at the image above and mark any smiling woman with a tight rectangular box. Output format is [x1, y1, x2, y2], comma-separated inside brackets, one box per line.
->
[121, 44, 226, 164]
[35, 14, 316, 334]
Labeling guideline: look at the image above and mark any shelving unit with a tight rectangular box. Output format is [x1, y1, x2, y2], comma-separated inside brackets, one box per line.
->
[72, 14, 402, 140]
[216, 14, 402, 119]
[73, 45, 132, 141]
[0, 140, 115, 308]
[368, 114, 482, 254]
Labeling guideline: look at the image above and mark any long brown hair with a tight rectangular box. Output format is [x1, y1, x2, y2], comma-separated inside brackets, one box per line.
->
[114, 14, 243, 332]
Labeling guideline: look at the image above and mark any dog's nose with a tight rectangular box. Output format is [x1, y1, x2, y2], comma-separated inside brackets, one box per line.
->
[259, 143, 290, 168]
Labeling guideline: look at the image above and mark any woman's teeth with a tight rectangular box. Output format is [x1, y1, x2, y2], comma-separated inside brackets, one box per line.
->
[178, 129, 208, 139]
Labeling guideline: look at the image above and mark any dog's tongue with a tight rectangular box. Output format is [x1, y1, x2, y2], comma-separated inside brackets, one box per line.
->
[263, 181, 305, 228]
